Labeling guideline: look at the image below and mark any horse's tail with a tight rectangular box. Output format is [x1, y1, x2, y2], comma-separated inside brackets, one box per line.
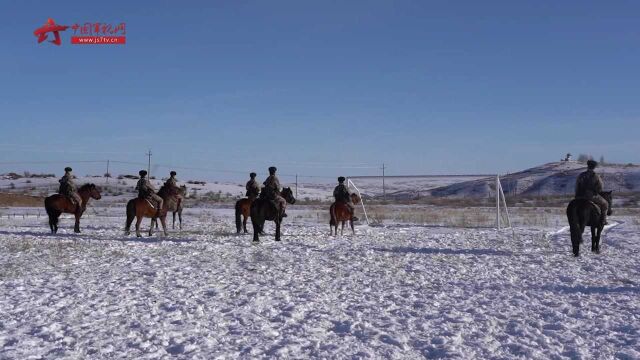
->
[125, 199, 136, 233]
[235, 200, 243, 233]
[44, 196, 60, 232]
[566, 200, 582, 256]
[330, 203, 337, 227]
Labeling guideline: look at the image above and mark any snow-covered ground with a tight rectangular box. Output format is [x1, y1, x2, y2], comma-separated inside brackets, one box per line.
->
[1, 207, 639, 358]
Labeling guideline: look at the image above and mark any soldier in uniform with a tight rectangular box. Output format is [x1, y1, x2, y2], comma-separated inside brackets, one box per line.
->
[165, 171, 178, 189]
[135, 170, 164, 213]
[58, 167, 82, 211]
[333, 176, 358, 221]
[245, 172, 260, 200]
[262, 166, 287, 217]
[575, 160, 608, 224]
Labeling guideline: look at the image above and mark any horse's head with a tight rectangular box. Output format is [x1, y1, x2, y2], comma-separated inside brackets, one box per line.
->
[80, 183, 102, 200]
[350, 193, 361, 205]
[601, 191, 613, 215]
[179, 185, 188, 196]
[281, 187, 296, 205]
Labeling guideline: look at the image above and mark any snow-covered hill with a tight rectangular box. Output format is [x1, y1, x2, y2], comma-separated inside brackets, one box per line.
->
[431, 162, 640, 199]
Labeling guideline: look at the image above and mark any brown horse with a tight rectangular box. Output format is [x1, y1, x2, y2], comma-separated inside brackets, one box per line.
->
[155, 185, 187, 230]
[125, 187, 178, 237]
[44, 184, 102, 234]
[330, 193, 361, 236]
[235, 196, 257, 234]
[250, 188, 296, 242]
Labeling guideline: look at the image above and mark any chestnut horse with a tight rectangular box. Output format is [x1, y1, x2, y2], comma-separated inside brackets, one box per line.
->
[566, 191, 613, 256]
[44, 183, 102, 234]
[330, 193, 361, 236]
[250, 188, 296, 242]
[235, 197, 255, 234]
[125, 187, 179, 237]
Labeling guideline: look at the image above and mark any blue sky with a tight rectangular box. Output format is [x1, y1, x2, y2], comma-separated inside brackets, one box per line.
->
[0, 0, 638, 182]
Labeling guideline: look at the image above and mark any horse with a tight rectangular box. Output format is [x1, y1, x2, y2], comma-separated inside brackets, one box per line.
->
[566, 191, 613, 256]
[125, 188, 178, 237]
[250, 187, 296, 242]
[171, 185, 187, 229]
[44, 184, 102, 234]
[330, 193, 361, 236]
[155, 184, 187, 230]
[235, 196, 256, 234]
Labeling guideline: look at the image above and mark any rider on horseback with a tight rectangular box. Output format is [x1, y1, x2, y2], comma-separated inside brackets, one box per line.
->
[58, 167, 83, 212]
[164, 170, 183, 206]
[135, 170, 164, 215]
[262, 166, 287, 217]
[333, 176, 358, 221]
[245, 172, 260, 200]
[575, 160, 608, 225]
[165, 171, 178, 188]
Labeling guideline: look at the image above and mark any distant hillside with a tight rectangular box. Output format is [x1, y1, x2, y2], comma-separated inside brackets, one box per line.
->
[431, 162, 640, 198]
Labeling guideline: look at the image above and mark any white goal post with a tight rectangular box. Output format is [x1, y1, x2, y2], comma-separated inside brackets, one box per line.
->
[347, 175, 512, 230]
[347, 178, 370, 225]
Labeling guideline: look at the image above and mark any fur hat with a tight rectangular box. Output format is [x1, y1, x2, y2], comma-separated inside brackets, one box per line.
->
[587, 160, 598, 169]
[170, 171, 177, 176]
[338, 176, 346, 183]
[268, 166, 277, 174]
[139, 170, 148, 177]
[250, 172, 257, 178]
[64, 167, 72, 172]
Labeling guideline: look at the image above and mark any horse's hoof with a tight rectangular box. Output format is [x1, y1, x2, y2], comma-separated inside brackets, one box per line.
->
[573, 252, 579, 257]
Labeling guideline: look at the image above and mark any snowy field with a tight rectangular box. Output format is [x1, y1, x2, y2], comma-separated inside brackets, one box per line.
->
[1, 207, 639, 359]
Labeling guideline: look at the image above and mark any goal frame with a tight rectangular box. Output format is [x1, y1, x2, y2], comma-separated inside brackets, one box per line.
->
[347, 175, 512, 230]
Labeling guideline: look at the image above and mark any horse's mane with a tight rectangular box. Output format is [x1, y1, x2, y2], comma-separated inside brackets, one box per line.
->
[158, 184, 181, 197]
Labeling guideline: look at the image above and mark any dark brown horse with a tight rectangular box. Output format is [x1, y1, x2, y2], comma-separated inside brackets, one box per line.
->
[44, 184, 102, 234]
[566, 191, 613, 256]
[330, 193, 361, 236]
[250, 187, 296, 242]
[125, 187, 179, 237]
[235, 196, 256, 234]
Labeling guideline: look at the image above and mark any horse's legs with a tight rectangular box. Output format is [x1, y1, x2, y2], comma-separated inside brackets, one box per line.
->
[179, 209, 182, 230]
[590, 226, 597, 252]
[149, 218, 154, 237]
[160, 215, 168, 236]
[275, 219, 281, 241]
[594, 225, 603, 253]
[135, 216, 143, 237]
[341, 221, 345, 236]
[243, 215, 248, 234]
[172, 211, 176, 230]
[252, 219, 261, 242]
[74, 212, 81, 233]
[350, 219, 355, 235]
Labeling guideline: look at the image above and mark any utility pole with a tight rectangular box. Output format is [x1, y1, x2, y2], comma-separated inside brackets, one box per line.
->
[295, 174, 298, 198]
[382, 163, 386, 202]
[145, 149, 152, 177]
[106, 160, 110, 184]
